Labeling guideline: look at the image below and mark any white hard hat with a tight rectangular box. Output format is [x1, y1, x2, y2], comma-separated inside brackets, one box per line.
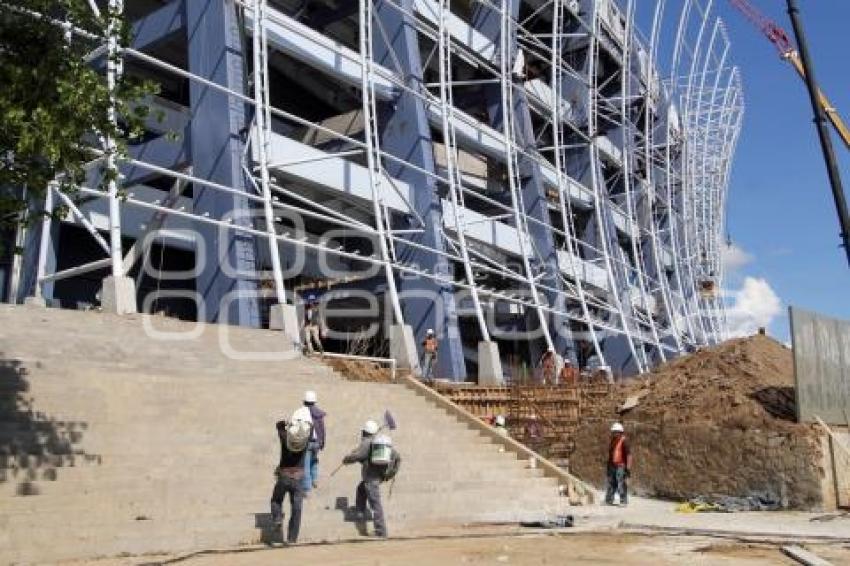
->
[363, 420, 379, 435]
[611, 422, 624, 433]
[426, 328, 434, 335]
[304, 390, 317, 403]
[292, 406, 313, 423]
[495, 415, 506, 426]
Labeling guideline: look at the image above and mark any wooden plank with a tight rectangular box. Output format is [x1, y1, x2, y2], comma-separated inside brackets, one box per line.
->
[781, 545, 833, 566]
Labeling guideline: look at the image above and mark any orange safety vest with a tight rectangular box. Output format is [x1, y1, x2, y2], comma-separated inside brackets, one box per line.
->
[424, 337, 438, 353]
[610, 436, 628, 466]
[559, 366, 578, 384]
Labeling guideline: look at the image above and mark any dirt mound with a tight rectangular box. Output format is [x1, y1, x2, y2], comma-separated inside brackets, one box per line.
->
[570, 336, 827, 508]
[625, 334, 797, 429]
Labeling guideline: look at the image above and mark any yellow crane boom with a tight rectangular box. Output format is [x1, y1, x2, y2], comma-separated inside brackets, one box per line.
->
[785, 52, 850, 150]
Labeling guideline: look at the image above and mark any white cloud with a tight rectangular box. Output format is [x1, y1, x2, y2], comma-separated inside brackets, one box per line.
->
[722, 242, 753, 272]
[726, 276, 783, 338]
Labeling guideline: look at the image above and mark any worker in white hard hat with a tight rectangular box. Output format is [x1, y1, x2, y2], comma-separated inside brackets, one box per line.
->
[494, 415, 509, 437]
[605, 422, 632, 506]
[420, 329, 438, 380]
[270, 406, 313, 543]
[301, 390, 326, 495]
[341, 419, 401, 538]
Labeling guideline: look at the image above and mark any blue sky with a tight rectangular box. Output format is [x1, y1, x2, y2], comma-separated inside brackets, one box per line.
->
[719, 0, 850, 340]
[636, 1, 850, 341]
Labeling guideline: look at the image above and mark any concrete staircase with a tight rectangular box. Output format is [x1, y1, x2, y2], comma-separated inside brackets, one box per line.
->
[0, 306, 566, 563]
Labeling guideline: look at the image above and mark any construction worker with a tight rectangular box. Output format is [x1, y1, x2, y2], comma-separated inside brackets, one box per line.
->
[605, 422, 632, 506]
[342, 420, 401, 538]
[538, 350, 556, 384]
[421, 329, 438, 379]
[494, 414, 509, 437]
[270, 407, 313, 543]
[303, 295, 324, 354]
[559, 358, 579, 384]
[302, 390, 326, 495]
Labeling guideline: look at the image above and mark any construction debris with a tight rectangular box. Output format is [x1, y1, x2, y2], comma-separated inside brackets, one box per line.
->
[676, 494, 782, 513]
[324, 359, 399, 383]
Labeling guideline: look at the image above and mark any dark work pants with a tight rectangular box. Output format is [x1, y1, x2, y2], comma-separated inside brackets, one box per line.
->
[605, 464, 628, 505]
[356, 479, 386, 536]
[271, 473, 304, 543]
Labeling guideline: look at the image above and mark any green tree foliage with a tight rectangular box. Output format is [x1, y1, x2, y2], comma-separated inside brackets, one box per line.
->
[0, 0, 156, 230]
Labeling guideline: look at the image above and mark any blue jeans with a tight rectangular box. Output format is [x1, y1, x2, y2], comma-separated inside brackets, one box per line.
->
[605, 464, 628, 505]
[303, 447, 319, 491]
[421, 352, 436, 379]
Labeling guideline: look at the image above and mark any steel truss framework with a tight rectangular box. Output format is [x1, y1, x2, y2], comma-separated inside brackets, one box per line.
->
[14, 0, 743, 381]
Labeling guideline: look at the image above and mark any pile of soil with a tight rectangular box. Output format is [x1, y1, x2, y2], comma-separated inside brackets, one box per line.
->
[622, 334, 798, 430]
[571, 336, 827, 508]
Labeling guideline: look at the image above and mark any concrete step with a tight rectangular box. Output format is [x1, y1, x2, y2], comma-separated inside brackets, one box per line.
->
[0, 305, 574, 564]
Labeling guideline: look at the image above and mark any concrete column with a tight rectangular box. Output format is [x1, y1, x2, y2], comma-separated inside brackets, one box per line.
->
[269, 303, 301, 349]
[477, 341, 504, 385]
[100, 275, 138, 315]
[186, 0, 260, 327]
[20, 201, 58, 305]
[23, 296, 47, 308]
[389, 324, 420, 375]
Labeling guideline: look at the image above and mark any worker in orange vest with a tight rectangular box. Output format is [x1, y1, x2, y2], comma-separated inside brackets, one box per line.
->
[558, 358, 579, 384]
[605, 422, 632, 505]
[421, 329, 438, 379]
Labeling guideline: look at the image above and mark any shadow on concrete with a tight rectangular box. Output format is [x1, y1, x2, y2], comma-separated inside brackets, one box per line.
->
[750, 386, 797, 422]
[0, 355, 100, 495]
[336, 495, 369, 535]
[253, 512, 284, 546]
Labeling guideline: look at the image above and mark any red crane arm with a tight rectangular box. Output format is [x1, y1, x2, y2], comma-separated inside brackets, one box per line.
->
[728, 0, 794, 55]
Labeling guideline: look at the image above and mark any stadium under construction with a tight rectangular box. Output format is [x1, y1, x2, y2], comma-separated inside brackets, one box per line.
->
[7, 0, 744, 381]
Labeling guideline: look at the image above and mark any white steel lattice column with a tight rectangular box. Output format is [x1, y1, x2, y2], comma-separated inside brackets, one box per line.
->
[358, 0, 405, 326]
[587, 0, 645, 373]
[499, 0, 554, 354]
[251, 0, 287, 305]
[644, 0, 685, 353]
[436, 0, 490, 342]
[620, 0, 666, 362]
[106, 0, 124, 278]
[550, 0, 605, 367]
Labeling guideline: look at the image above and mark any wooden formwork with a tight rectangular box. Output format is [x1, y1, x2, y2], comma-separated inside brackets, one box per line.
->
[432, 381, 582, 466]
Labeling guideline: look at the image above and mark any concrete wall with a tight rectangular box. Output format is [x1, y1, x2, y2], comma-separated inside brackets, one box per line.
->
[789, 306, 850, 426]
[570, 420, 829, 510]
